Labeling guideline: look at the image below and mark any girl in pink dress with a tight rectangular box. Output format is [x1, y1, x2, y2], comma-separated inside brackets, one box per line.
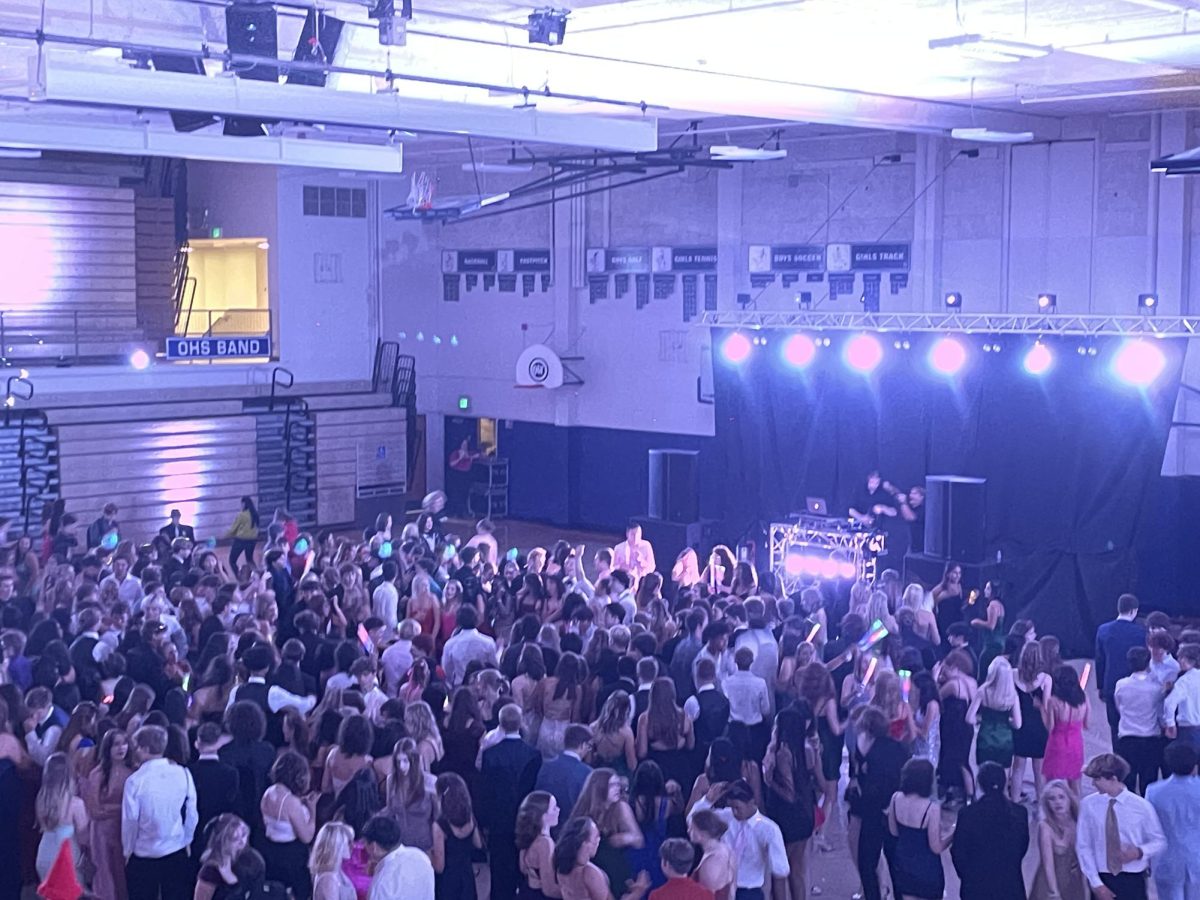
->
[79, 729, 133, 900]
[1041, 665, 1089, 797]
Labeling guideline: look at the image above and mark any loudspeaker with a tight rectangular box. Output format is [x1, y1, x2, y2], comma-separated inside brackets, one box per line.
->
[924, 475, 986, 563]
[633, 517, 713, 581]
[225, 5, 279, 81]
[648, 449, 699, 523]
[149, 54, 219, 133]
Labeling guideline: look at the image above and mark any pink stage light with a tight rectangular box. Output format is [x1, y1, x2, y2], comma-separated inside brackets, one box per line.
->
[845, 334, 883, 373]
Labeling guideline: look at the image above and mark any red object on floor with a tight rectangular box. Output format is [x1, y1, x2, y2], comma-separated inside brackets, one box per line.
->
[37, 840, 81, 900]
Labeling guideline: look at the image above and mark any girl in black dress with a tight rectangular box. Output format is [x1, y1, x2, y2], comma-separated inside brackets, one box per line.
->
[1011, 642, 1051, 803]
[515, 791, 560, 900]
[195, 814, 252, 900]
[432, 773, 483, 900]
[764, 704, 824, 900]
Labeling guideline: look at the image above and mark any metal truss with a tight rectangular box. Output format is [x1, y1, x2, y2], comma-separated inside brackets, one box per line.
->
[699, 311, 1200, 337]
[769, 520, 883, 597]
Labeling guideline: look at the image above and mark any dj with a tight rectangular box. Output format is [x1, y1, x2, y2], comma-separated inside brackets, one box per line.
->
[849, 470, 896, 526]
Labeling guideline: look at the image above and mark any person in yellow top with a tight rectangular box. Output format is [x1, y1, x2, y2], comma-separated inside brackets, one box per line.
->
[225, 496, 260, 569]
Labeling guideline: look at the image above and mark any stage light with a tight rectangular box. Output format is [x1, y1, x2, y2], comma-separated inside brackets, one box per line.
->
[129, 349, 151, 370]
[1037, 292, 1057, 312]
[721, 332, 753, 365]
[784, 552, 805, 577]
[1139, 293, 1158, 315]
[845, 334, 883, 373]
[944, 292, 962, 310]
[1023, 340, 1052, 376]
[929, 337, 967, 375]
[837, 562, 856, 579]
[782, 334, 817, 369]
[1113, 339, 1166, 387]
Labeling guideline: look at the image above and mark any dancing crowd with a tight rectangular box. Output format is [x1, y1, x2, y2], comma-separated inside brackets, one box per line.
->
[0, 498, 1198, 900]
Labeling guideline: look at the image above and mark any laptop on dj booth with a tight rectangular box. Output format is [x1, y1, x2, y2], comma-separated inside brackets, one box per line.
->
[805, 497, 829, 516]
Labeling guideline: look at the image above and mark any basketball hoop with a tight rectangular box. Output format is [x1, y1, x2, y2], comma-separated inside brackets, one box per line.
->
[407, 171, 435, 212]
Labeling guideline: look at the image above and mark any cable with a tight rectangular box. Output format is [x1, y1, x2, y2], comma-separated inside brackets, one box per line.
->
[803, 158, 885, 245]
[874, 149, 966, 241]
[467, 137, 482, 201]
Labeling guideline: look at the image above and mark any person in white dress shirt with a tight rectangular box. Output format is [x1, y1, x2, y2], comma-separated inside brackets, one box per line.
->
[441, 605, 497, 688]
[372, 561, 401, 631]
[121, 724, 198, 900]
[710, 779, 790, 900]
[1114, 647, 1167, 794]
[612, 522, 656, 589]
[1076, 753, 1165, 900]
[1163, 644, 1200, 749]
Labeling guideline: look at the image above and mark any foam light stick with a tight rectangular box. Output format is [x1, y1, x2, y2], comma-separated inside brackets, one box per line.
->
[358, 623, 375, 655]
[859, 619, 889, 651]
[1080, 662, 1091, 690]
[862, 656, 879, 686]
[898, 669, 912, 703]
[805, 622, 821, 644]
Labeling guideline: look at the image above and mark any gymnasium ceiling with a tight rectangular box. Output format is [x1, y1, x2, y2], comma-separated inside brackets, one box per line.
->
[0, 0, 1198, 161]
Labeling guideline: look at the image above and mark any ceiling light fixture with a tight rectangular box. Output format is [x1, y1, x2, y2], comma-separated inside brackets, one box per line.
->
[929, 33, 1053, 63]
[950, 127, 1034, 143]
[709, 145, 788, 161]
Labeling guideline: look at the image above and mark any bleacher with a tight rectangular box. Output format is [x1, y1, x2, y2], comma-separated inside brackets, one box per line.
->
[3, 358, 415, 543]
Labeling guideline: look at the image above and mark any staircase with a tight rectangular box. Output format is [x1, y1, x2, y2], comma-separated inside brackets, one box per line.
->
[248, 371, 318, 530]
[0, 409, 60, 533]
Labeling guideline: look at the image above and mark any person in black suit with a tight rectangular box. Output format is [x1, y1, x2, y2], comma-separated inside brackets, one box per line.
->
[480, 703, 541, 900]
[218, 700, 276, 838]
[68, 607, 104, 703]
[1096, 593, 1149, 748]
[534, 724, 592, 829]
[190, 722, 240, 861]
[847, 706, 910, 900]
[159, 509, 196, 544]
[951, 762, 1029, 899]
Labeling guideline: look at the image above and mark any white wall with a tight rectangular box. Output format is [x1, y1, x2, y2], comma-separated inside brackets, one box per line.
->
[380, 112, 1200, 452]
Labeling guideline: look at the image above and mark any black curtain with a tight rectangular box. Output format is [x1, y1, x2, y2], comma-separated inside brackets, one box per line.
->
[712, 330, 1185, 656]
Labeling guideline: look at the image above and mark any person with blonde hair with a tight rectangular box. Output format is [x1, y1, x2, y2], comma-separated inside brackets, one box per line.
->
[967, 656, 1022, 777]
[1029, 780, 1087, 900]
[194, 814, 250, 900]
[309, 822, 356, 900]
[35, 751, 89, 882]
[900, 584, 939, 646]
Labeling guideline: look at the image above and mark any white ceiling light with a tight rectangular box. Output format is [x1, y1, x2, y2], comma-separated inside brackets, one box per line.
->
[929, 34, 1053, 63]
[0, 147, 42, 159]
[710, 145, 788, 161]
[460, 162, 534, 173]
[950, 127, 1034, 143]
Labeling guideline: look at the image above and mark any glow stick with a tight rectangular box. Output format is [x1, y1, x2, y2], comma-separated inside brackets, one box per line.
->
[899, 669, 912, 703]
[858, 619, 889, 650]
[862, 656, 878, 686]
[358, 623, 375, 655]
[1080, 662, 1091, 690]
[805, 622, 821, 643]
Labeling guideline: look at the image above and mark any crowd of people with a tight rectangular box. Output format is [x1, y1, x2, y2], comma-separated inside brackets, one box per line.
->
[0, 497, 1197, 900]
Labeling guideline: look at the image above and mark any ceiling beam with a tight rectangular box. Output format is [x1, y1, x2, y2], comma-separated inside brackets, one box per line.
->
[0, 112, 406, 172]
[31, 54, 659, 153]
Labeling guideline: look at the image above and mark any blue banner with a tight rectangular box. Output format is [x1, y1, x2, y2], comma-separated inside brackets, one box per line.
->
[165, 336, 272, 360]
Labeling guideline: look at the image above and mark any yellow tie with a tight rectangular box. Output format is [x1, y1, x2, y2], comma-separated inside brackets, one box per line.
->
[1105, 798, 1122, 874]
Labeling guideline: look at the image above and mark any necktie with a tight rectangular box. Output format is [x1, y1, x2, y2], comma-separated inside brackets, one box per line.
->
[1105, 798, 1122, 874]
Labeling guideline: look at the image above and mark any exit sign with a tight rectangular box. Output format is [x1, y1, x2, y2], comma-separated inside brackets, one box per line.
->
[457, 395, 471, 411]
[210, 226, 223, 238]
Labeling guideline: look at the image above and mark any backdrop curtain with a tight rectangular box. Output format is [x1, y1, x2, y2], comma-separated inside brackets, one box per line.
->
[711, 330, 1185, 656]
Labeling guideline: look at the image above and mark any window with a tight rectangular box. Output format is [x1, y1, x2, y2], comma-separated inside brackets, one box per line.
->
[303, 185, 367, 219]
